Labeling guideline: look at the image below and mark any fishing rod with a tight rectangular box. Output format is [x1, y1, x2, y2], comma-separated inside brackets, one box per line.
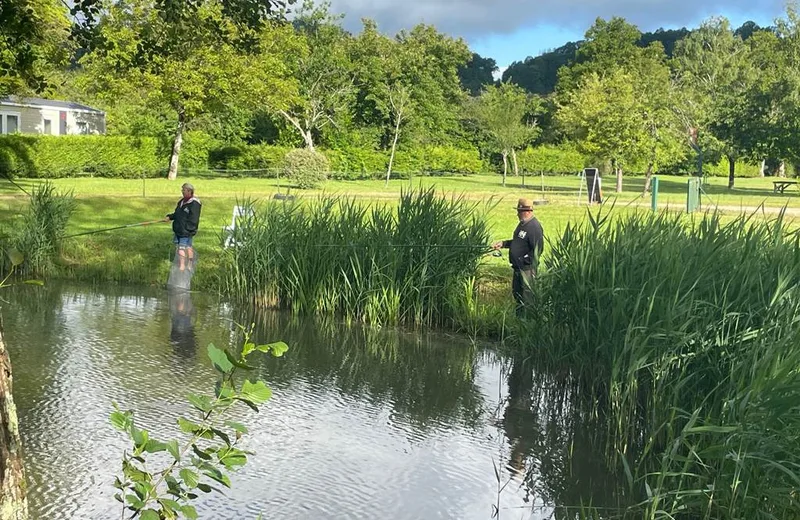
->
[0, 171, 30, 196]
[62, 219, 166, 239]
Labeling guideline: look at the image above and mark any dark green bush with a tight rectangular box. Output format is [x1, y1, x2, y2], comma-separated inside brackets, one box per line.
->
[282, 148, 330, 189]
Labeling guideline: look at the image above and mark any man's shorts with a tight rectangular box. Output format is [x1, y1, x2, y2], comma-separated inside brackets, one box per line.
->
[173, 235, 193, 247]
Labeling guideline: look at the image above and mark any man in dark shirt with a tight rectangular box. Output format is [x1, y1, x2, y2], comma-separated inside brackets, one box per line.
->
[493, 198, 544, 316]
[165, 183, 201, 272]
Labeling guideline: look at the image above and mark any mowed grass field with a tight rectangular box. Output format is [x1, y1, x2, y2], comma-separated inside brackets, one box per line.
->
[1, 173, 798, 289]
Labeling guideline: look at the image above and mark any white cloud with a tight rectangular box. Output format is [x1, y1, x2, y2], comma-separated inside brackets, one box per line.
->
[327, 0, 784, 40]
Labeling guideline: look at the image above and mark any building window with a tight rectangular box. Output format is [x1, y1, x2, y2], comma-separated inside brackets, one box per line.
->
[77, 121, 89, 135]
[43, 119, 52, 135]
[1, 113, 21, 134]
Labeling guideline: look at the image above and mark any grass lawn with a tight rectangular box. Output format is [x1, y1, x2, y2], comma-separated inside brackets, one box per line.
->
[1, 172, 797, 289]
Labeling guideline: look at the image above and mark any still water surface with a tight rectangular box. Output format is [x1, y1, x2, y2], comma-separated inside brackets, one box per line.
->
[1, 283, 614, 519]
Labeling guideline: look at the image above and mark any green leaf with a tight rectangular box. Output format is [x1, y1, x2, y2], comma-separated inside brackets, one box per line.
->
[181, 505, 199, 520]
[22, 280, 44, 286]
[197, 482, 213, 493]
[225, 421, 248, 434]
[215, 381, 235, 400]
[257, 341, 289, 357]
[166, 440, 180, 461]
[240, 380, 272, 405]
[235, 397, 259, 412]
[144, 440, 167, 454]
[210, 427, 231, 446]
[224, 349, 255, 370]
[207, 343, 234, 373]
[130, 421, 148, 448]
[125, 494, 145, 509]
[110, 409, 131, 432]
[180, 468, 200, 488]
[218, 447, 248, 469]
[192, 443, 213, 461]
[203, 468, 232, 488]
[6, 248, 23, 267]
[177, 418, 212, 438]
[186, 393, 213, 413]
[242, 341, 256, 357]
[139, 510, 159, 520]
[159, 498, 181, 513]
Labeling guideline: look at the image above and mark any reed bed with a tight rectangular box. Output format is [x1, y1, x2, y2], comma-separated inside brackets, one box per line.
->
[531, 207, 800, 518]
[12, 182, 75, 277]
[221, 188, 495, 328]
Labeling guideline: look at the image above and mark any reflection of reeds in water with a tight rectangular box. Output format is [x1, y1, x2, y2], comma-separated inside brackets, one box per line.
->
[220, 188, 494, 328]
[525, 208, 800, 517]
[234, 304, 484, 430]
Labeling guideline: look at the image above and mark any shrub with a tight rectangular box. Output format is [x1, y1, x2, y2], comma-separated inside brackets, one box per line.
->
[282, 148, 330, 189]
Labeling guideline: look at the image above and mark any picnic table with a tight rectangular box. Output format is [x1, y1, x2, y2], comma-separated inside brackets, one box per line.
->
[773, 180, 799, 194]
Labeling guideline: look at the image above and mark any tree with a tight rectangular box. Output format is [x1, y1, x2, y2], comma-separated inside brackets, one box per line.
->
[80, 0, 297, 179]
[458, 53, 497, 96]
[384, 84, 412, 184]
[558, 69, 641, 192]
[0, 0, 70, 95]
[673, 17, 751, 188]
[0, 250, 29, 520]
[277, 1, 354, 150]
[557, 17, 681, 193]
[470, 83, 539, 186]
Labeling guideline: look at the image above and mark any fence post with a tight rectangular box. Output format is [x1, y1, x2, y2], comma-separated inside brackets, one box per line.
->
[687, 178, 700, 213]
[651, 176, 659, 212]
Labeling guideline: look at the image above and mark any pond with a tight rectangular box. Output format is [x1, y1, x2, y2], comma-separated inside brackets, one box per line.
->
[1, 283, 618, 519]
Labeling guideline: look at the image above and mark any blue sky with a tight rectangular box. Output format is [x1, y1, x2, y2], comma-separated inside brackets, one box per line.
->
[330, 1, 785, 73]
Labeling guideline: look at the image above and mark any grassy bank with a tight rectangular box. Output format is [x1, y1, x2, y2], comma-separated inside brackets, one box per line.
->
[2, 173, 798, 291]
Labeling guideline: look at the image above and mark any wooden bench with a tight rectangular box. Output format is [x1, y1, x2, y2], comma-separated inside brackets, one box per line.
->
[773, 180, 799, 194]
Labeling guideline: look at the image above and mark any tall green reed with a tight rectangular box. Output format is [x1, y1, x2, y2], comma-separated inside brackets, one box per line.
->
[13, 182, 75, 277]
[221, 188, 495, 328]
[529, 206, 800, 518]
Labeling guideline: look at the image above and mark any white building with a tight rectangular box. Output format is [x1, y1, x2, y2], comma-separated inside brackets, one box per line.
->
[0, 97, 106, 136]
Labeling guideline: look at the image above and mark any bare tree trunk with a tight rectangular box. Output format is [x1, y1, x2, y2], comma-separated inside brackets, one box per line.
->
[779, 160, 786, 178]
[511, 149, 519, 176]
[727, 154, 736, 189]
[643, 162, 654, 194]
[760, 159, 766, 178]
[279, 110, 315, 150]
[167, 110, 185, 181]
[0, 321, 28, 520]
[613, 159, 622, 193]
[386, 117, 401, 187]
[502, 151, 508, 187]
[301, 130, 315, 151]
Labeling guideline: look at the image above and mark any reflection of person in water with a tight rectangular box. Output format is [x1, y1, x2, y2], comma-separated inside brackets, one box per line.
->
[169, 289, 197, 358]
[501, 356, 537, 481]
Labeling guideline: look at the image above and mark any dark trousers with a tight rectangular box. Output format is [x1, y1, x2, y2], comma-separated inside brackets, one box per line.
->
[512, 268, 535, 316]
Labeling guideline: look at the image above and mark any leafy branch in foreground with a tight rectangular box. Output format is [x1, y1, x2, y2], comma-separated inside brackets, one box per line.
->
[110, 326, 288, 519]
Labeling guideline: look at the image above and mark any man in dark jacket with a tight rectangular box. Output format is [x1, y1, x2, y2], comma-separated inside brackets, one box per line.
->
[165, 183, 201, 271]
[493, 198, 544, 316]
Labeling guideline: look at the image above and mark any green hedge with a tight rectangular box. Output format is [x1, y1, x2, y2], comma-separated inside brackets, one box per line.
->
[704, 157, 762, 178]
[0, 134, 484, 179]
[517, 145, 586, 175]
[0, 135, 162, 178]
